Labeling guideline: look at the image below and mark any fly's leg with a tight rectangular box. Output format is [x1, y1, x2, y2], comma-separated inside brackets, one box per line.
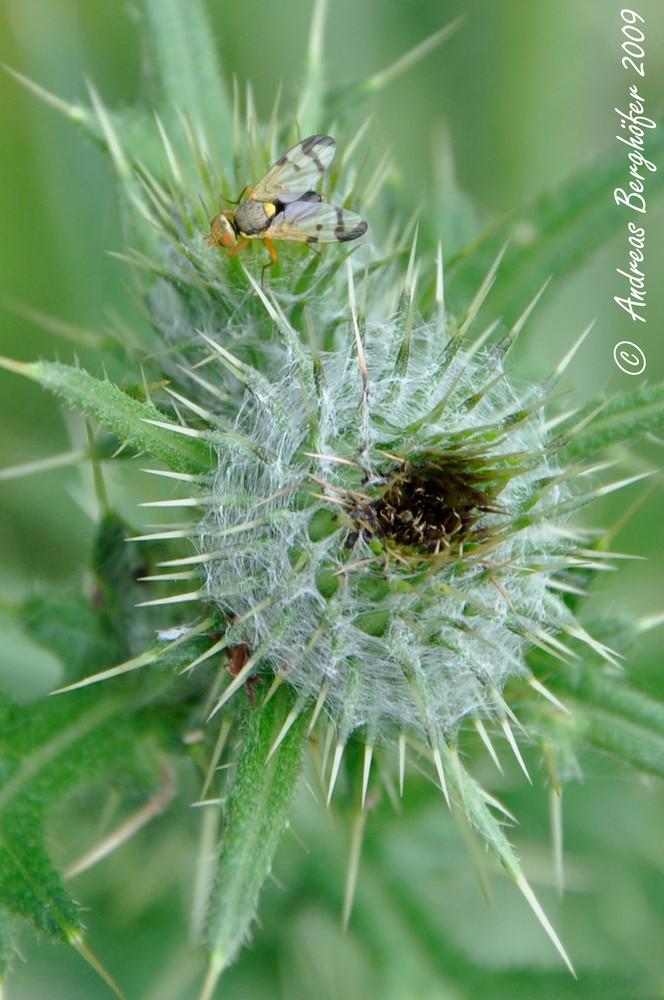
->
[221, 185, 252, 206]
[226, 237, 250, 258]
[260, 237, 279, 282]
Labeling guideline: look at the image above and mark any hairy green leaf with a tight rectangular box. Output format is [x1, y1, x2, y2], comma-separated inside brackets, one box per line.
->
[445, 124, 664, 329]
[204, 691, 304, 992]
[0, 358, 212, 475]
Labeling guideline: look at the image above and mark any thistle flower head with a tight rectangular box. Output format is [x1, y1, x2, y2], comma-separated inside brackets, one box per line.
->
[193, 269, 577, 749]
[103, 102, 583, 760]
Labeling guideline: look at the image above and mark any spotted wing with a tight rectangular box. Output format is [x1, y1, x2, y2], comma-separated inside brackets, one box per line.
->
[250, 135, 336, 204]
[266, 198, 368, 244]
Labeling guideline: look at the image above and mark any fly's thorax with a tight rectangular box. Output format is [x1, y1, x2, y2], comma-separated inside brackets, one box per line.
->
[234, 200, 278, 237]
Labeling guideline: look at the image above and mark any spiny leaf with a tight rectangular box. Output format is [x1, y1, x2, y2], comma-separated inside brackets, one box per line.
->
[539, 656, 664, 780]
[0, 515, 188, 964]
[140, 0, 234, 163]
[437, 742, 574, 975]
[558, 384, 664, 460]
[0, 686, 159, 943]
[202, 689, 305, 998]
[0, 357, 212, 475]
[445, 123, 664, 329]
[583, 706, 664, 776]
[3, 64, 164, 177]
[20, 595, 123, 682]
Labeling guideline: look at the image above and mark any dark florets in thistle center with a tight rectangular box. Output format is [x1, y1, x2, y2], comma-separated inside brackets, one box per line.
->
[349, 455, 503, 558]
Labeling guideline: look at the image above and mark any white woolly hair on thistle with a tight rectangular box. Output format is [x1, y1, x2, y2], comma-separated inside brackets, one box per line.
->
[142, 220, 598, 762]
[33, 80, 624, 974]
[145, 160, 586, 730]
[133, 217, 595, 972]
[192, 261, 580, 750]
[6, 5, 662, 994]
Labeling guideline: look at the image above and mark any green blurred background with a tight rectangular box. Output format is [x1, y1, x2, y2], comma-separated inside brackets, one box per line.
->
[1, 1, 663, 998]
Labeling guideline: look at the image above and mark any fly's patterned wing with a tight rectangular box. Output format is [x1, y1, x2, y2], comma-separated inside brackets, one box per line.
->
[266, 199, 368, 244]
[206, 134, 367, 267]
[250, 135, 336, 204]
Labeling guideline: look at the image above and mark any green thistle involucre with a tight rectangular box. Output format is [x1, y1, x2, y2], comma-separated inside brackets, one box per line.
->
[195, 263, 578, 748]
[16, 4, 660, 987]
